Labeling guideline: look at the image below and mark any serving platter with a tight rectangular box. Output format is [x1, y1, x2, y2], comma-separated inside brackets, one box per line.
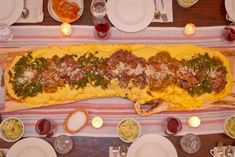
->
[0, 44, 235, 115]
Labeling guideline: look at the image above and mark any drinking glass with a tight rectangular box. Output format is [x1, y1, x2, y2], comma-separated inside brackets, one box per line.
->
[90, 0, 107, 18]
[162, 117, 182, 135]
[53, 135, 73, 154]
[93, 17, 111, 40]
[35, 119, 57, 137]
[0, 23, 13, 42]
[222, 23, 235, 43]
[180, 133, 201, 154]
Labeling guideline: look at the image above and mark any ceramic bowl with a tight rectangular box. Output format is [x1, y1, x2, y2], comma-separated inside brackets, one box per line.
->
[117, 118, 141, 143]
[224, 115, 235, 139]
[177, 0, 199, 8]
[0, 117, 24, 142]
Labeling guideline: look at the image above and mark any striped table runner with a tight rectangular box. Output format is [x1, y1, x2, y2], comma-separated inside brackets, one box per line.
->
[0, 25, 235, 137]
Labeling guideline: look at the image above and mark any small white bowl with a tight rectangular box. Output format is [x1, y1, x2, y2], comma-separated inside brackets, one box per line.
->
[177, 0, 199, 8]
[224, 115, 235, 139]
[117, 118, 141, 143]
[0, 117, 24, 142]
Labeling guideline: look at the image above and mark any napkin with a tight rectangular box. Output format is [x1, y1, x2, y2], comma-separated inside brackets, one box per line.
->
[152, 0, 173, 23]
[16, 0, 44, 23]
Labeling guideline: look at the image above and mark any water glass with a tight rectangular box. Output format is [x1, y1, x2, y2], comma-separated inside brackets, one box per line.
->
[93, 17, 110, 40]
[222, 23, 235, 42]
[90, 0, 107, 18]
[53, 135, 73, 154]
[35, 119, 57, 137]
[180, 133, 201, 154]
[162, 117, 182, 135]
[0, 23, 13, 42]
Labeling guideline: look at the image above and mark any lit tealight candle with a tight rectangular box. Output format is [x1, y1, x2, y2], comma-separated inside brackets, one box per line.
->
[188, 116, 201, 128]
[60, 22, 72, 36]
[91, 116, 104, 129]
[184, 23, 196, 36]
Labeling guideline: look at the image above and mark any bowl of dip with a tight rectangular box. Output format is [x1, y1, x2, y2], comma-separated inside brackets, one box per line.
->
[0, 117, 24, 142]
[117, 118, 141, 143]
[224, 115, 235, 139]
[177, 0, 199, 8]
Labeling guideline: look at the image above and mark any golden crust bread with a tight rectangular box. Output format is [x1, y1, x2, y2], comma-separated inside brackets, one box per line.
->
[2, 44, 234, 115]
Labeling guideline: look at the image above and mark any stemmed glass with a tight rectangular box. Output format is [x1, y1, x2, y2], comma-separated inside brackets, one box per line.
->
[90, 0, 110, 40]
[222, 23, 235, 43]
[0, 23, 13, 42]
[90, 0, 107, 18]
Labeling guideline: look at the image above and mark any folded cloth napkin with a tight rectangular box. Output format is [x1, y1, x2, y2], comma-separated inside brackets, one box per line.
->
[152, 0, 173, 23]
[16, 0, 44, 23]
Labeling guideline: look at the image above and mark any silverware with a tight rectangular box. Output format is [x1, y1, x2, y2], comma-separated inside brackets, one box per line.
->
[119, 145, 127, 157]
[112, 146, 119, 157]
[217, 141, 224, 157]
[153, 0, 161, 19]
[160, 0, 168, 22]
[21, 0, 29, 18]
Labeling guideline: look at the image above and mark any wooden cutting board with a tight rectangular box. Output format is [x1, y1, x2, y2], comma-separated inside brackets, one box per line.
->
[1, 46, 235, 113]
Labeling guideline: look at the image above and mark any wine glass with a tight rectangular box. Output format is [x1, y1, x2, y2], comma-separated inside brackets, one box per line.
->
[53, 135, 73, 154]
[222, 23, 235, 43]
[180, 133, 201, 154]
[90, 0, 107, 18]
[0, 23, 13, 42]
[35, 119, 57, 137]
[93, 17, 110, 40]
[162, 117, 182, 135]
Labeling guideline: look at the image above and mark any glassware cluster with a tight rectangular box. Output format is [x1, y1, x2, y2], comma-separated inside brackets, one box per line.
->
[90, 0, 110, 40]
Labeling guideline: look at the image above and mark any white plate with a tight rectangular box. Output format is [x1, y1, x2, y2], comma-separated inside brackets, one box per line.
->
[6, 138, 57, 157]
[0, 0, 23, 26]
[127, 134, 178, 157]
[107, 0, 154, 32]
[48, 0, 84, 23]
[225, 0, 235, 21]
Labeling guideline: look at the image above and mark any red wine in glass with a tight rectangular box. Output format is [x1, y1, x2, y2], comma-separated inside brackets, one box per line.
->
[164, 117, 182, 135]
[35, 119, 56, 137]
[94, 17, 110, 39]
[223, 24, 235, 42]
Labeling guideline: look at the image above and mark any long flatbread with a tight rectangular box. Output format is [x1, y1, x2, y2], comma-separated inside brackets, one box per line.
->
[1, 44, 234, 115]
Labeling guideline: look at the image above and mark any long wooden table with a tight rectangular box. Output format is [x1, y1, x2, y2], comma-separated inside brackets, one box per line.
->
[1, 0, 234, 157]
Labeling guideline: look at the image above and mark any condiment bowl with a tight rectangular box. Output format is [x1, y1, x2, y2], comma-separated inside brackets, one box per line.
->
[224, 115, 235, 139]
[177, 0, 199, 8]
[117, 118, 141, 143]
[0, 117, 24, 142]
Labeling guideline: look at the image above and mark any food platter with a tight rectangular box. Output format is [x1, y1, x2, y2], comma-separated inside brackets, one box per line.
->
[0, 44, 235, 116]
[0, 0, 24, 26]
[107, 0, 154, 32]
[6, 138, 57, 157]
[127, 134, 177, 157]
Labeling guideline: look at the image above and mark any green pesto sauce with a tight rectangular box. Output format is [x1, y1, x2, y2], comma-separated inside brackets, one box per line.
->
[186, 53, 227, 96]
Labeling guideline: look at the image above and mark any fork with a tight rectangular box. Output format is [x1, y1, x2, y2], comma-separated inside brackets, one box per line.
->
[160, 0, 168, 22]
[217, 141, 224, 157]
